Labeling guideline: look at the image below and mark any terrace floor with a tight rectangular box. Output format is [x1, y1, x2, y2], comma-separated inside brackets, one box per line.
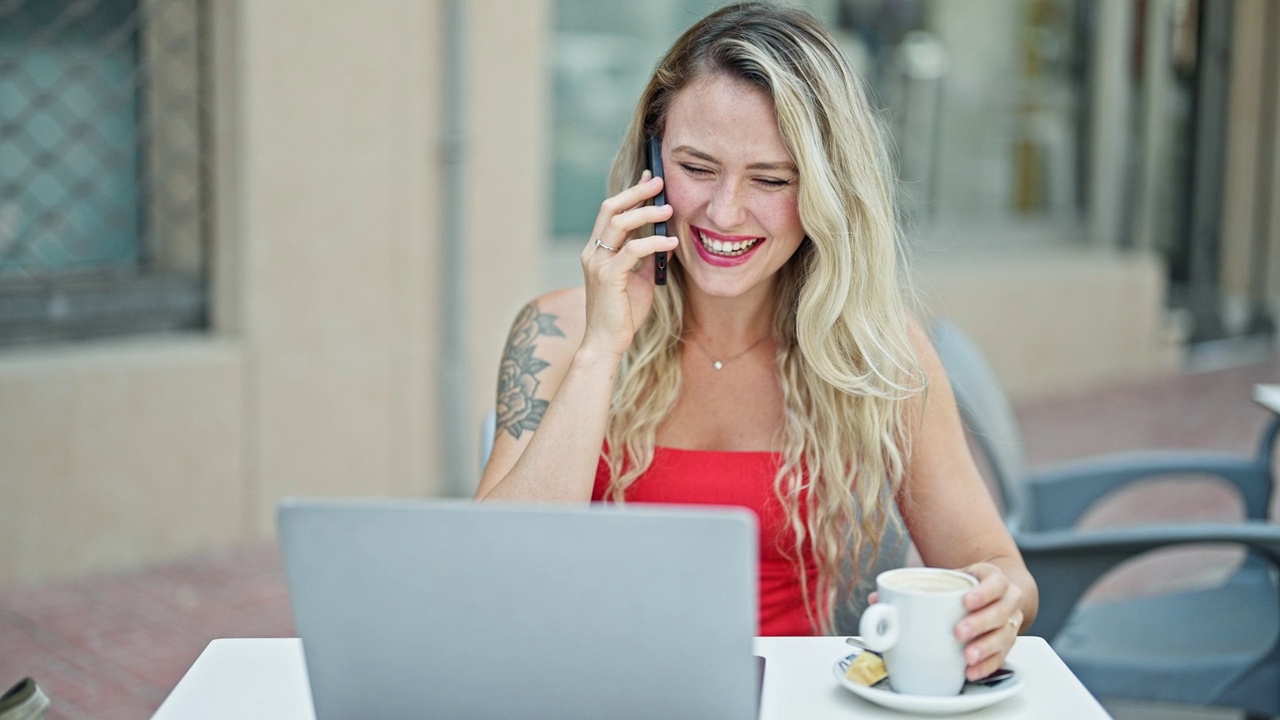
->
[2, 355, 1277, 719]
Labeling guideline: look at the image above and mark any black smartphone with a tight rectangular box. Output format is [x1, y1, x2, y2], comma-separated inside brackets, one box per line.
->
[647, 135, 668, 285]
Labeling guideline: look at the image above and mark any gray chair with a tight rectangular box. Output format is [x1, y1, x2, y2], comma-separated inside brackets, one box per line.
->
[832, 518, 908, 636]
[477, 408, 906, 635]
[480, 409, 497, 473]
[932, 316, 1280, 718]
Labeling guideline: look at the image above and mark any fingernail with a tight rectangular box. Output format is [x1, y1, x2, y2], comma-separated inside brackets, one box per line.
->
[957, 622, 970, 638]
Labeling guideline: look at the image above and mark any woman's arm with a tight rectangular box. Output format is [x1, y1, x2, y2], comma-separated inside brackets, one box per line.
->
[897, 316, 1039, 680]
[475, 289, 615, 501]
[475, 174, 678, 502]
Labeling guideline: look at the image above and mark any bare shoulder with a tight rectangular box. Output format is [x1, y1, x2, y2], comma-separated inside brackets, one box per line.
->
[531, 286, 587, 344]
[903, 313, 932, 354]
[904, 313, 944, 383]
[893, 313, 947, 432]
[506, 287, 585, 363]
[495, 287, 585, 439]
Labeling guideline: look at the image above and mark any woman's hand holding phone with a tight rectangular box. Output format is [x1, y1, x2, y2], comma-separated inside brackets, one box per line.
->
[579, 170, 678, 359]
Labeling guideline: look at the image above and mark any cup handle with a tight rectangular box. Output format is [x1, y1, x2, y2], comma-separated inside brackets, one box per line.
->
[859, 603, 899, 652]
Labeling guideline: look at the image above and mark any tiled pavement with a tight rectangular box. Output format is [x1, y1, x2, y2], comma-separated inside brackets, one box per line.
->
[1, 358, 1277, 720]
[0, 544, 292, 720]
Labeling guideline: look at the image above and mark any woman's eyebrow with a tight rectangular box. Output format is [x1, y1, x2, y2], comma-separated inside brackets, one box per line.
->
[672, 145, 796, 173]
[746, 160, 797, 172]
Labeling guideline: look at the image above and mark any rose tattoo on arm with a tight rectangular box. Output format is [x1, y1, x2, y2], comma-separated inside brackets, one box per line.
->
[495, 302, 565, 439]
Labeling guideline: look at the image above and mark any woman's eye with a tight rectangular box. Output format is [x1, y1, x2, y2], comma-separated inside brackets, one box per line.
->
[755, 177, 791, 189]
[679, 163, 711, 176]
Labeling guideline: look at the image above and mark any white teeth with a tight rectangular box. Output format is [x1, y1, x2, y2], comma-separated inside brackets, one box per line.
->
[697, 230, 759, 257]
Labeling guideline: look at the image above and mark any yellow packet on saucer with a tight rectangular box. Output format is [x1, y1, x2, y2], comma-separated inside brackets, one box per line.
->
[844, 651, 887, 687]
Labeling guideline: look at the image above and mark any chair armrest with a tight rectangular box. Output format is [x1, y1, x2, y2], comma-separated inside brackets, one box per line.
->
[1017, 522, 1280, 640]
[1023, 451, 1273, 531]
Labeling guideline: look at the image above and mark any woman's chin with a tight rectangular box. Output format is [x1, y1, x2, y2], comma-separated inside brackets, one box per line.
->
[681, 265, 771, 300]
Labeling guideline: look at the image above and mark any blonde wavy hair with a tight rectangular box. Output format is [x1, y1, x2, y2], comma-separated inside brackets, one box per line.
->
[601, 3, 926, 634]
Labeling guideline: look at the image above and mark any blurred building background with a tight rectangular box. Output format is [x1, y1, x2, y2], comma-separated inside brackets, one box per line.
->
[1, 0, 1277, 588]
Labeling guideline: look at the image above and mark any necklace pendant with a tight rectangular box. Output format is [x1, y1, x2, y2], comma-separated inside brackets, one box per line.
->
[713, 360, 724, 371]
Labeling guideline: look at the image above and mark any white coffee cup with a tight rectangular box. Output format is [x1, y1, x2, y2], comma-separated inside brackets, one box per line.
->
[858, 567, 978, 696]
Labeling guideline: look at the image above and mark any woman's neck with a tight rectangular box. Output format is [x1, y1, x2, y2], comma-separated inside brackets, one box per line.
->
[683, 279, 777, 348]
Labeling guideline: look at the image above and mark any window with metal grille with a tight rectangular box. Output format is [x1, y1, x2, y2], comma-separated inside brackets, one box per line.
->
[0, 0, 209, 346]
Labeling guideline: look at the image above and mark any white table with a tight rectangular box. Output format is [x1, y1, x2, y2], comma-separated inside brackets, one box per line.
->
[152, 636, 1110, 719]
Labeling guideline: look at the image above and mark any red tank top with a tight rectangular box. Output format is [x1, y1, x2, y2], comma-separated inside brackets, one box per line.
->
[592, 447, 820, 636]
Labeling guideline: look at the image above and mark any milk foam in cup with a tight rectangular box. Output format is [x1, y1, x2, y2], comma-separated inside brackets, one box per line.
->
[858, 567, 978, 696]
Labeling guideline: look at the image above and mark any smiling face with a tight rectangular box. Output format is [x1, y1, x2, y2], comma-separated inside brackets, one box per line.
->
[660, 73, 806, 302]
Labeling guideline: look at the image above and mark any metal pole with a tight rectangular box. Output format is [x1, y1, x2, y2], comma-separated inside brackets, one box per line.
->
[1186, 0, 1233, 341]
[440, 0, 470, 496]
[1086, 0, 1132, 247]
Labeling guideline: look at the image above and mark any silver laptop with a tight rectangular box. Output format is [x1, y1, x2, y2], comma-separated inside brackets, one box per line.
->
[278, 498, 759, 720]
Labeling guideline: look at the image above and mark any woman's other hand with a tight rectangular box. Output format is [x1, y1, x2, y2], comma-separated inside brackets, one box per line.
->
[953, 562, 1025, 682]
[579, 170, 678, 358]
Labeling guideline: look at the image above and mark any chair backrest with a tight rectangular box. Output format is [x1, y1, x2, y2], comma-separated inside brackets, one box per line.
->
[480, 408, 497, 472]
[833, 514, 908, 635]
[930, 317, 1031, 530]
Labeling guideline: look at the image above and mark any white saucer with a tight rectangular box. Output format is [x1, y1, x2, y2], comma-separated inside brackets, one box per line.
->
[833, 652, 1024, 715]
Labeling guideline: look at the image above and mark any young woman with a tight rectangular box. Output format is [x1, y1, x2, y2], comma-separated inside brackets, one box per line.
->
[476, 3, 1037, 682]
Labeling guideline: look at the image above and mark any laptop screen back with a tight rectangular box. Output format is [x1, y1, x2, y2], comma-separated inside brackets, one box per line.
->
[278, 498, 759, 720]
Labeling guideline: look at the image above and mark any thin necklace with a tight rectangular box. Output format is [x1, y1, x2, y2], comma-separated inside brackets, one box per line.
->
[684, 333, 771, 371]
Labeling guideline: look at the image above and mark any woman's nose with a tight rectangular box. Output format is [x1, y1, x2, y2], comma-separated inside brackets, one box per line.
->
[706, 181, 746, 229]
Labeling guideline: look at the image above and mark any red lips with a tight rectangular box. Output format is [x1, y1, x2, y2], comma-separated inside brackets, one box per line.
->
[690, 225, 765, 268]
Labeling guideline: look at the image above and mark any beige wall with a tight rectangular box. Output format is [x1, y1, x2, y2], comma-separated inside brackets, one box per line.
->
[462, 0, 550, 482]
[237, 0, 445, 534]
[0, 0, 549, 586]
[0, 339, 244, 583]
[917, 247, 1181, 401]
[1221, 0, 1280, 325]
